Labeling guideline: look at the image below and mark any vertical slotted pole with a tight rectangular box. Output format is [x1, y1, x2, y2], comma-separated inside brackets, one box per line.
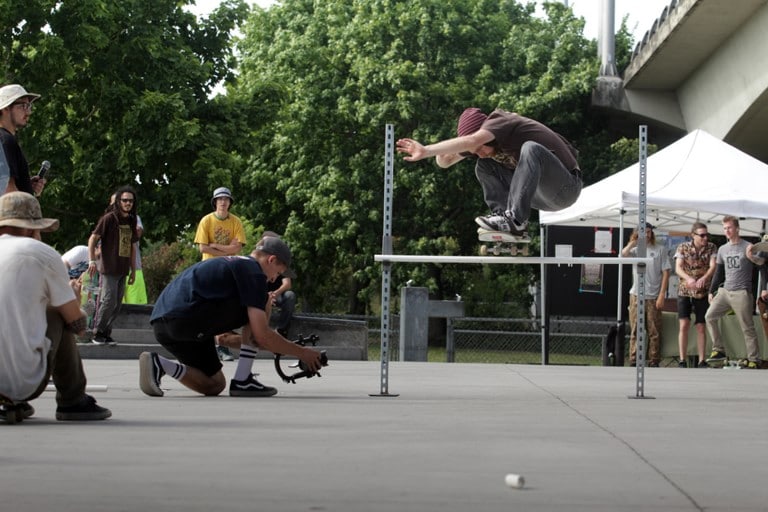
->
[631, 125, 653, 399]
[371, 124, 398, 397]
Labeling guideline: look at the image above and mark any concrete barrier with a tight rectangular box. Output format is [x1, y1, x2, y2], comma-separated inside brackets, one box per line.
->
[77, 305, 368, 361]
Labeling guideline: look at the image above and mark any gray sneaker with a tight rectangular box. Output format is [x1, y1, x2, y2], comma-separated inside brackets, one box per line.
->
[474, 212, 527, 235]
[139, 351, 165, 397]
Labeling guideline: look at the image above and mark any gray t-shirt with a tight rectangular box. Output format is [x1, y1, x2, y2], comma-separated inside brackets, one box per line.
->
[628, 242, 672, 297]
[717, 239, 754, 291]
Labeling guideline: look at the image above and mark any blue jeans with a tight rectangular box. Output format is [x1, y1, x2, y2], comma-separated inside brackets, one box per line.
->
[474, 141, 582, 222]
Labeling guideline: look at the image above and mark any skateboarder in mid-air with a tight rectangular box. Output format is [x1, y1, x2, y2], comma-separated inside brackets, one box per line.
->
[396, 108, 583, 237]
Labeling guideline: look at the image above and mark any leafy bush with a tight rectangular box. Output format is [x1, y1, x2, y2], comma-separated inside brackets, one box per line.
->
[142, 239, 200, 303]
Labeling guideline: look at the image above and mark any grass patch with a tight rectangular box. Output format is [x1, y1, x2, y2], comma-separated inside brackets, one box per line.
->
[367, 344, 601, 365]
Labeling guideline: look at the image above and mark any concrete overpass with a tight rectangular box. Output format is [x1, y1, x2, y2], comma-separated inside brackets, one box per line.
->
[593, 0, 768, 163]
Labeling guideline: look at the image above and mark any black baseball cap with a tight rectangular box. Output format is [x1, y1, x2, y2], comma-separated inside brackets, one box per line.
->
[255, 236, 296, 278]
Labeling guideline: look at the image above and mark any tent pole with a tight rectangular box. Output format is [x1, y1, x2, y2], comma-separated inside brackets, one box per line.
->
[617, 214, 625, 324]
[541, 224, 549, 365]
[616, 212, 626, 367]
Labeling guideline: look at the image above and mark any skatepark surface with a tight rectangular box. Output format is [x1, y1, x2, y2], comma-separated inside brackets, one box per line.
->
[3, 359, 768, 511]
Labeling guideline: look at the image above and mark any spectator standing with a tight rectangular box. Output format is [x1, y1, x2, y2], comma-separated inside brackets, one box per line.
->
[748, 237, 768, 354]
[674, 222, 717, 367]
[705, 216, 761, 368]
[87, 186, 138, 345]
[194, 187, 246, 260]
[0, 84, 46, 196]
[194, 186, 246, 361]
[622, 223, 671, 367]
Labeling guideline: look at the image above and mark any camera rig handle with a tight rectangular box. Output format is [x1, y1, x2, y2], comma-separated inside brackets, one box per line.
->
[273, 334, 329, 384]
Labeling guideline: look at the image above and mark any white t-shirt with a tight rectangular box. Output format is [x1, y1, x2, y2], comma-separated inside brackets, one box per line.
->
[628, 242, 672, 297]
[0, 234, 76, 400]
[61, 244, 89, 268]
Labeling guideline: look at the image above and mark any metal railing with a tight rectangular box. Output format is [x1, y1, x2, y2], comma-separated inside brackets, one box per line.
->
[300, 312, 628, 365]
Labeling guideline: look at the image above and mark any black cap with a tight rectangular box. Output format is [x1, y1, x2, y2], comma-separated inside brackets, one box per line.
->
[255, 236, 296, 278]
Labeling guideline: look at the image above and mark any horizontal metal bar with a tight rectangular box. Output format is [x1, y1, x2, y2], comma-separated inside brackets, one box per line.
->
[374, 255, 651, 265]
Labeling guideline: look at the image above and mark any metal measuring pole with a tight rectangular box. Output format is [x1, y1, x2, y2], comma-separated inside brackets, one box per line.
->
[631, 125, 653, 399]
[371, 124, 399, 397]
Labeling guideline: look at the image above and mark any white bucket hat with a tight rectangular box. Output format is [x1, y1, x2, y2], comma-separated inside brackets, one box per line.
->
[0, 84, 41, 110]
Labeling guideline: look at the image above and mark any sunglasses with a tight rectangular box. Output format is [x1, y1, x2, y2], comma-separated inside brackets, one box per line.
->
[12, 102, 32, 112]
[694, 233, 709, 238]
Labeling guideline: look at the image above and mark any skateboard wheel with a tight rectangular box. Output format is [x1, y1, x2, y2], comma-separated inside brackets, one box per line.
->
[479, 245, 488, 256]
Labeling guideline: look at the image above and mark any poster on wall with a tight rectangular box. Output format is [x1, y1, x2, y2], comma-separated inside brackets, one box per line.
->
[580, 263, 604, 294]
[594, 229, 613, 254]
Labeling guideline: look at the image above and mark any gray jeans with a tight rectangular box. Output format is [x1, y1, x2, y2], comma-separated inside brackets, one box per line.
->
[94, 273, 127, 337]
[474, 141, 582, 222]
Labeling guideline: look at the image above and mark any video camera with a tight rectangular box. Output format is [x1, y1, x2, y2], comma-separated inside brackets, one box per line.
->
[273, 334, 329, 384]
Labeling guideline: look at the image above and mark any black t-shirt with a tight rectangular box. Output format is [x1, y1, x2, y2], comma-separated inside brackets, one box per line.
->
[0, 128, 32, 193]
[151, 256, 269, 335]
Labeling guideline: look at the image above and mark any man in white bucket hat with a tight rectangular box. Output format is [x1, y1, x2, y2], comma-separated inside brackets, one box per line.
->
[0, 84, 46, 196]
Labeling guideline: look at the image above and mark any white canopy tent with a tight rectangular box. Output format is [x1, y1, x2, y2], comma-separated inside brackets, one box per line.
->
[540, 129, 768, 236]
[538, 129, 768, 367]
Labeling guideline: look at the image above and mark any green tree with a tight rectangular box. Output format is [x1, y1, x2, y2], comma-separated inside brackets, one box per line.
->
[1, 0, 250, 250]
[236, 0, 625, 314]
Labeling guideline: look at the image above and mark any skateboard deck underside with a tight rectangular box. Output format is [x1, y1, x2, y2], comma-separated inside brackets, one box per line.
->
[477, 229, 531, 256]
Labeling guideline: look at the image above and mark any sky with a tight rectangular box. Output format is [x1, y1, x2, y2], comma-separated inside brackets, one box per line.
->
[188, 0, 675, 45]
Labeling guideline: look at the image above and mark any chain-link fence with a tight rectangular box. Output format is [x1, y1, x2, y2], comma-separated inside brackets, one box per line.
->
[304, 313, 628, 365]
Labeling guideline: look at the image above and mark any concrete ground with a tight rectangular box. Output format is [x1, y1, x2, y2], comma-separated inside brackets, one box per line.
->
[2, 359, 768, 511]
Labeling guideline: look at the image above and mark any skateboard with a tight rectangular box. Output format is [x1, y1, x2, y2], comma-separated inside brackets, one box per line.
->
[707, 359, 745, 369]
[0, 393, 24, 424]
[478, 228, 531, 256]
[709, 359, 738, 369]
